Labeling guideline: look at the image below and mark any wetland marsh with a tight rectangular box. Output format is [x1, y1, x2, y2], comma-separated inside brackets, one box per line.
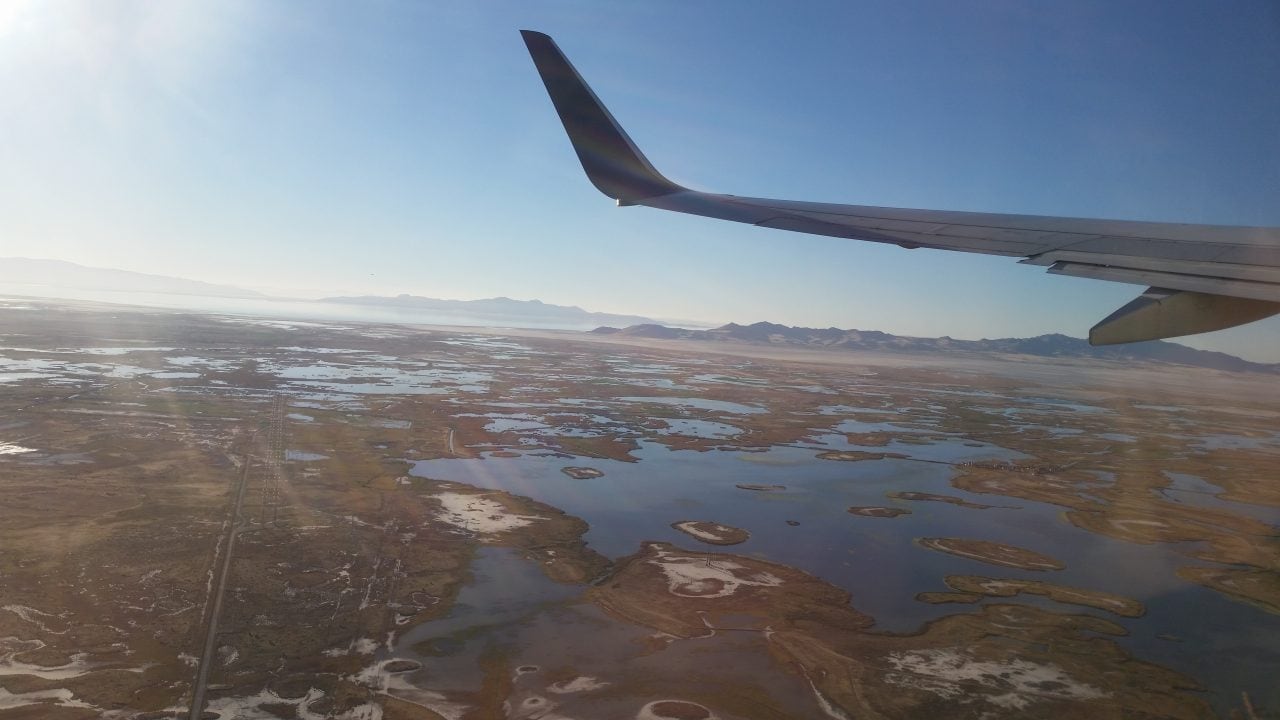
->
[0, 298, 1277, 719]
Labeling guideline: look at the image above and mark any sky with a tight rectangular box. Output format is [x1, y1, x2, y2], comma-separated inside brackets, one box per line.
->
[2, 1, 1278, 360]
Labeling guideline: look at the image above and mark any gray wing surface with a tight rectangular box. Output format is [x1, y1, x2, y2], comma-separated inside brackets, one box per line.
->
[520, 30, 1280, 345]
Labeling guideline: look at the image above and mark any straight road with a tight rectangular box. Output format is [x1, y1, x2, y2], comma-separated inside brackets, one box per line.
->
[189, 446, 252, 720]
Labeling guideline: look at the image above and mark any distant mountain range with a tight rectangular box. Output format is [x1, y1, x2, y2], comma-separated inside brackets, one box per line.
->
[592, 321, 1279, 374]
[0, 258, 658, 328]
[2, 258, 1271, 372]
[321, 294, 656, 328]
[0, 258, 266, 299]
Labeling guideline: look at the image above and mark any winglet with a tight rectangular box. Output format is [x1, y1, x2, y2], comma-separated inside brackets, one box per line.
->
[521, 30, 683, 203]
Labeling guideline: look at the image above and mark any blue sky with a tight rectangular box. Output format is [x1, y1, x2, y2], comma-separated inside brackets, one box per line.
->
[2, 1, 1278, 360]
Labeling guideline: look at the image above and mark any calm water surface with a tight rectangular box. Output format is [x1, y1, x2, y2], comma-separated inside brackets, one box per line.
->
[410, 436, 1280, 713]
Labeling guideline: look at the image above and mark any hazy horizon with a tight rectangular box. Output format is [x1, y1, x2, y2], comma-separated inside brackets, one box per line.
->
[4, 255, 1279, 367]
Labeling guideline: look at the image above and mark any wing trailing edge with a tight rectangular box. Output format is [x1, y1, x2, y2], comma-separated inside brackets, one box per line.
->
[521, 30, 1280, 345]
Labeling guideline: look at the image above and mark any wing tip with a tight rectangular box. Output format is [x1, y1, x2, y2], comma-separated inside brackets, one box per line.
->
[521, 30, 682, 203]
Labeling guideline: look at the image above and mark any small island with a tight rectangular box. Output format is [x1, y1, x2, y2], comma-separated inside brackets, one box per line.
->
[671, 520, 750, 546]
[639, 700, 715, 720]
[817, 450, 907, 462]
[935, 575, 1145, 617]
[848, 506, 911, 518]
[887, 491, 997, 509]
[917, 537, 1065, 571]
[1177, 566, 1280, 615]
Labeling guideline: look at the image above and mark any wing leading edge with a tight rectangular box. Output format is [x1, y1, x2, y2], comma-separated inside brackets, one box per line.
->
[520, 30, 1280, 345]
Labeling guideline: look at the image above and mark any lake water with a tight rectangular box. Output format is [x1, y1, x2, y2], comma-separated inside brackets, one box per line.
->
[411, 438, 1280, 712]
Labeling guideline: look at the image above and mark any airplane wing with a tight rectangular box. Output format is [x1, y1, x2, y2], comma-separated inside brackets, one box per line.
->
[520, 30, 1280, 346]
